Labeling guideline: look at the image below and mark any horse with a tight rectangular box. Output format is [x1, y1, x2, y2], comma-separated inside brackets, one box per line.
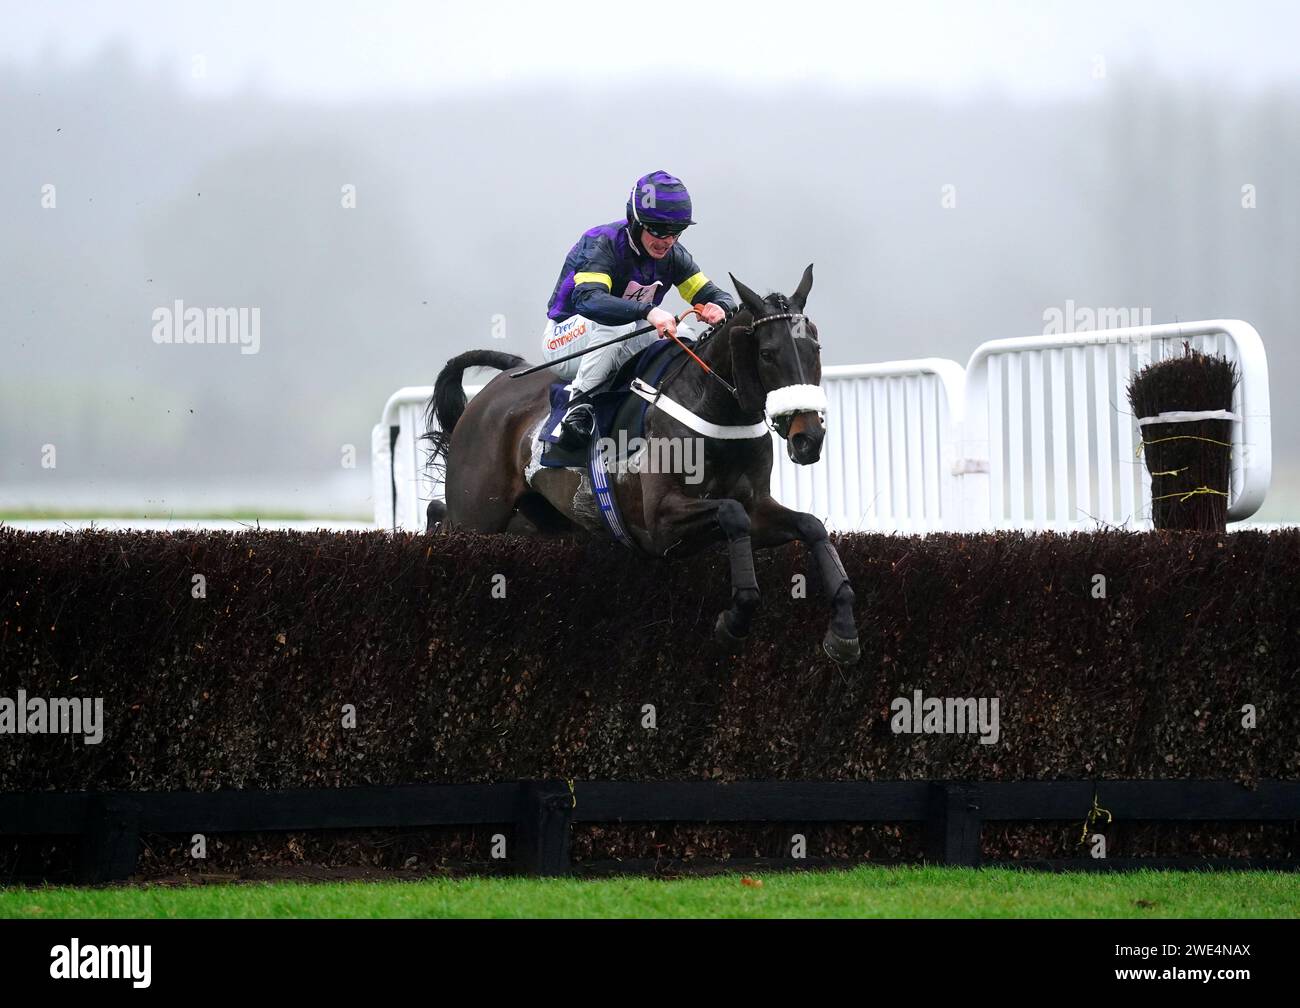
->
[424, 265, 860, 665]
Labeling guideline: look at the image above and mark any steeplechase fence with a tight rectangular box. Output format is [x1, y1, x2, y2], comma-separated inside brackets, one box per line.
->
[4, 529, 1296, 882]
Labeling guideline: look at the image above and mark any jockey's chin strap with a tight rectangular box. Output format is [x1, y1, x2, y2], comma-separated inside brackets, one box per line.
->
[633, 309, 827, 441]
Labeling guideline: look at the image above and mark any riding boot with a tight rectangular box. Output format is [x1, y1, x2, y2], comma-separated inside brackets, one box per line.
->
[557, 398, 596, 452]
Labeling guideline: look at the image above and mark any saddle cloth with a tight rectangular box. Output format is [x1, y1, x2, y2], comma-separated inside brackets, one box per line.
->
[535, 337, 693, 548]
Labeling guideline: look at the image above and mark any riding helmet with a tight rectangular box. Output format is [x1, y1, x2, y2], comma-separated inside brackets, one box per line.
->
[626, 170, 695, 231]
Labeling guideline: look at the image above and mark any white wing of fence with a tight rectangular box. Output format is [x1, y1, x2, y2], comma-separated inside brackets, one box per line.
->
[963, 319, 1271, 531]
[372, 384, 481, 532]
[373, 319, 1270, 533]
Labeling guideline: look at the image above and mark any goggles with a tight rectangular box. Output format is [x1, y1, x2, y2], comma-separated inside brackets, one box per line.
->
[640, 221, 689, 239]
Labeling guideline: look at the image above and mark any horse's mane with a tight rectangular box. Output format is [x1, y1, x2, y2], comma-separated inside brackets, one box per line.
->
[695, 289, 789, 348]
[661, 286, 796, 396]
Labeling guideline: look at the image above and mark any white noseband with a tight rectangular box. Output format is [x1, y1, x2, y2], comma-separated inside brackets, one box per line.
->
[765, 384, 828, 424]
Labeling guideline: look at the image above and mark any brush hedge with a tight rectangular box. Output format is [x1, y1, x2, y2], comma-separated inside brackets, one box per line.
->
[1128, 346, 1240, 532]
[2, 527, 1295, 791]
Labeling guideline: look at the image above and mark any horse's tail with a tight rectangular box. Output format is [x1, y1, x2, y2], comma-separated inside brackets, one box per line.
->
[424, 350, 526, 474]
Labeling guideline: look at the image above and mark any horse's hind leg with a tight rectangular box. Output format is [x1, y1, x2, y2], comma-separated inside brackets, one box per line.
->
[515, 490, 578, 535]
[445, 464, 528, 533]
[648, 493, 761, 651]
[436, 365, 557, 535]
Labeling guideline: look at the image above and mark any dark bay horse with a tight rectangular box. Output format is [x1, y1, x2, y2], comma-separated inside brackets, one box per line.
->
[425, 265, 859, 664]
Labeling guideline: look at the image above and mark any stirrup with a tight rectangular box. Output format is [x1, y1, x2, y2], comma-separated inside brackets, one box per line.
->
[557, 402, 595, 451]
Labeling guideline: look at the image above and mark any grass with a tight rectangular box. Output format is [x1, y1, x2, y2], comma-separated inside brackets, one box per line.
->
[3, 867, 1297, 919]
[0, 509, 369, 522]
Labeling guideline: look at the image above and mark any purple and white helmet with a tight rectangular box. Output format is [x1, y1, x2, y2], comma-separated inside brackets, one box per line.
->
[626, 170, 695, 234]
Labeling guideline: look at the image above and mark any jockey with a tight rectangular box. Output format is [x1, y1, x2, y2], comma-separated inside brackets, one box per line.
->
[541, 170, 737, 449]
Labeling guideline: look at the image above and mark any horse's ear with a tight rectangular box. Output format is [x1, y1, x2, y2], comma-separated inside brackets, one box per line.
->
[790, 263, 814, 311]
[729, 273, 767, 317]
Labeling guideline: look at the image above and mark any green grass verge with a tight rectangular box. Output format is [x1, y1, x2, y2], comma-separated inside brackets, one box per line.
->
[0, 509, 369, 522]
[3, 867, 1296, 919]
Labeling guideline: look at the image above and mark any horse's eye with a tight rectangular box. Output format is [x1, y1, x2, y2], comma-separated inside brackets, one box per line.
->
[760, 349, 776, 363]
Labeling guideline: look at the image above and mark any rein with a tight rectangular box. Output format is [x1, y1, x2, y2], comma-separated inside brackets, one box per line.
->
[648, 307, 826, 440]
[653, 312, 738, 406]
[664, 309, 739, 400]
[662, 308, 805, 396]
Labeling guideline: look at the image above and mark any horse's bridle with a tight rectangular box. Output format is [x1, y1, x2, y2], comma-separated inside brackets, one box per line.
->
[742, 311, 819, 344]
[739, 311, 825, 436]
[659, 308, 826, 438]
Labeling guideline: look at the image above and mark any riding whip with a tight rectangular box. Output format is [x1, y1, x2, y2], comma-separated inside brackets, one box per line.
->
[509, 311, 692, 379]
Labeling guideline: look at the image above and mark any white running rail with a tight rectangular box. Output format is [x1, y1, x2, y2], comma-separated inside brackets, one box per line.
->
[373, 319, 1271, 533]
[767, 359, 967, 533]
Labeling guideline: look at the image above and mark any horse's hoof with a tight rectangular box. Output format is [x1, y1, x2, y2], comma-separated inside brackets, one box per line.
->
[822, 630, 861, 665]
[714, 611, 748, 652]
[426, 499, 447, 533]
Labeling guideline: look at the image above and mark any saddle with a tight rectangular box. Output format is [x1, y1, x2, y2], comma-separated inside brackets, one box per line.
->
[538, 338, 692, 470]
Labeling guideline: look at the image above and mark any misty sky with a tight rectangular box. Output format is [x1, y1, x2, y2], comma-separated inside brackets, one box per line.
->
[8, 0, 1299, 100]
[2, 1, 1298, 522]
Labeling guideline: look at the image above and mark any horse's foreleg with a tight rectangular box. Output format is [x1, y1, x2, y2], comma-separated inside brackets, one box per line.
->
[750, 496, 860, 665]
[648, 494, 761, 651]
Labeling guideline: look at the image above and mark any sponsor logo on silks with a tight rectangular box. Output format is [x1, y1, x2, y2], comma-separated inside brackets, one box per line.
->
[546, 320, 587, 352]
[622, 280, 663, 305]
